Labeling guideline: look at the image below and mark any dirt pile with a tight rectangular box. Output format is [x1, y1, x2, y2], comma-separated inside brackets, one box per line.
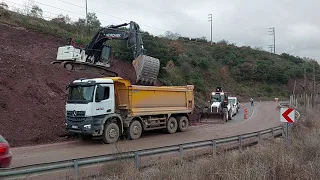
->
[0, 23, 151, 147]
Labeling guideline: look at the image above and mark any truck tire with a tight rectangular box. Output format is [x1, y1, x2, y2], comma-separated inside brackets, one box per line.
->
[126, 120, 142, 140]
[166, 116, 178, 134]
[177, 116, 189, 132]
[102, 122, 119, 144]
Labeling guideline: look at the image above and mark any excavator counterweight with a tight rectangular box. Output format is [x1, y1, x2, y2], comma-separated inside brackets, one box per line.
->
[51, 21, 160, 86]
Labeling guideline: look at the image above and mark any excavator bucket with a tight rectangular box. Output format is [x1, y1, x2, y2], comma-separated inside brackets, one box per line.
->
[199, 107, 227, 124]
[132, 55, 160, 85]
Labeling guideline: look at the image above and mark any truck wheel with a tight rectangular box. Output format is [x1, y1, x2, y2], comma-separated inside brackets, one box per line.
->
[166, 116, 178, 134]
[102, 122, 119, 144]
[126, 120, 142, 140]
[177, 116, 189, 132]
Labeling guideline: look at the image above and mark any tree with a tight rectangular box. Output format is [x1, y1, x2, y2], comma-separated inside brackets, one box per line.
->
[74, 18, 86, 27]
[87, 12, 101, 28]
[164, 31, 181, 40]
[22, 0, 35, 16]
[51, 14, 71, 24]
[0, 2, 8, 9]
[30, 5, 43, 18]
[217, 39, 229, 45]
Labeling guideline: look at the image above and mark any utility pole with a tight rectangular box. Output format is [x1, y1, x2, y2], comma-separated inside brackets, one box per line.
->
[269, 27, 275, 54]
[293, 80, 296, 106]
[85, 0, 88, 25]
[208, 14, 212, 45]
[304, 68, 307, 109]
[312, 62, 316, 108]
[268, 45, 274, 53]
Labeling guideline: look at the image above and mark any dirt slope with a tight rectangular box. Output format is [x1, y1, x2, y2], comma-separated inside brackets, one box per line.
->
[0, 23, 155, 147]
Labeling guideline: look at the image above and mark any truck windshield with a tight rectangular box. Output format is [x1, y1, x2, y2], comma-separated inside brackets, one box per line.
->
[229, 99, 236, 104]
[67, 85, 95, 103]
[211, 95, 222, 102]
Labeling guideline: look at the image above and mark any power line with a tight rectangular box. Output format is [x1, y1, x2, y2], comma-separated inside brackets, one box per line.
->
[107, 0, 204, 22]
[55, 0, 167, 32]
[3, 0, 289, 50]
[3, 0, 215, 46]
[208, 14, 212, 45]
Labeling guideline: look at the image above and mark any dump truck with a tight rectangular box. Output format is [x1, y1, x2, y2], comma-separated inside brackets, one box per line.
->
[65, 77, 195, 144]
[199, 87, 232, 123]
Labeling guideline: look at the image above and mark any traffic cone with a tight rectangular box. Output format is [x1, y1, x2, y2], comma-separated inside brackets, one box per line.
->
[244, 107, 248, 119]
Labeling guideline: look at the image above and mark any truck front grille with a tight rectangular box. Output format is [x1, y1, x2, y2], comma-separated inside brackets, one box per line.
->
[67, 111, 85, 118]
[211, 107, 218, 113]
[66, 111, 86, 124]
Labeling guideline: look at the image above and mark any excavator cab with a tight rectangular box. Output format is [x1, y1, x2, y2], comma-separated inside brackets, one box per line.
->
[100, 45, 112, 65]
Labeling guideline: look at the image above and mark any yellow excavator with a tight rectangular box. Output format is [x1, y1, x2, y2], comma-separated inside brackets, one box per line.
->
[51, 21, 160, 86]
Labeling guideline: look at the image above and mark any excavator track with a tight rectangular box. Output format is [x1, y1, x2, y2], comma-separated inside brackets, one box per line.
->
[50, 60, 119, 77]
[132, 55, 160, 86]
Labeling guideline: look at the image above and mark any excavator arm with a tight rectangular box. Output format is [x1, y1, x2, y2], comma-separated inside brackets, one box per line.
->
[84, 21, 146, 64]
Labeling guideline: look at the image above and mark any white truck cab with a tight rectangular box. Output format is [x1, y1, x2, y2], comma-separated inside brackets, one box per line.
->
[65, 78, 117, 138]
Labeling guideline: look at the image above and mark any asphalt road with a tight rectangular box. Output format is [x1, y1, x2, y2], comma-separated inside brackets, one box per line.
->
[9, 101, 281, 168]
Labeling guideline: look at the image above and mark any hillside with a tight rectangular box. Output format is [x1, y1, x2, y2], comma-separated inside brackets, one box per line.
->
[0, 8, 319, 147]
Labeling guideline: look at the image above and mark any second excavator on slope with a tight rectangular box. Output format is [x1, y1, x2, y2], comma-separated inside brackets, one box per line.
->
[51, 21, 160, 86]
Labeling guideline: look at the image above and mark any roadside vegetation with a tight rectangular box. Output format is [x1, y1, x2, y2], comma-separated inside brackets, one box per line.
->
[0, 2, 319, 102]
[82, 108, 319, 180]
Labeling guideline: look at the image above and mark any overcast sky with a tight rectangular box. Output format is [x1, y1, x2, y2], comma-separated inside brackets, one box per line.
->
[7, 0, 320, 63]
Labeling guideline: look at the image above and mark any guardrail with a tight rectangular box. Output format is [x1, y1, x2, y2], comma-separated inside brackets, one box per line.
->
[0, 126, 285, 180]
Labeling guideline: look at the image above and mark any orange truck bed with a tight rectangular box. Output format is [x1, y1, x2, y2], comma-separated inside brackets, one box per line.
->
[109, 77, 195, 116]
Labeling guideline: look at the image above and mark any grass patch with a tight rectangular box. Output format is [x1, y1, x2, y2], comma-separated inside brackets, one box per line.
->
[85, 109, 320, 180]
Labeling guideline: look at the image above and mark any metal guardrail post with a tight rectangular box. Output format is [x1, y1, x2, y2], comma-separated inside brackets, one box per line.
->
[135, 152, 140, 168]
[73, 160, 78, 180]
[239, 136, 242, 151]
[282, 126, 285, 137]
[179, 145, 183, 159]
[258, 132, 261, 143]
[271, 128, 274, 137]
[212, 140, 216, 156]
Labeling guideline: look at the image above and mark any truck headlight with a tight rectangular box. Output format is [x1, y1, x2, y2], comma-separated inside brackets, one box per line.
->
[84, 124, 91, 129]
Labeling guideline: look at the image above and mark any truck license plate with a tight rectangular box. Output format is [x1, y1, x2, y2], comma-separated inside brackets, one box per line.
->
[72, 125, 78, 129]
